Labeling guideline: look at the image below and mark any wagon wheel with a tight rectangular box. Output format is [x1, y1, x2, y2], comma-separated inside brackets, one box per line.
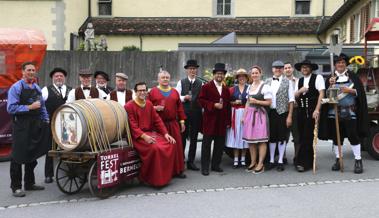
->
[88, 161, 118, 199]
[55, 160, 87, 195]
[367, 124, 379, 160]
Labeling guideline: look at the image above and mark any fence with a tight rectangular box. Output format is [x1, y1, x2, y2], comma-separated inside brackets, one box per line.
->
[38, 50, 303, 88]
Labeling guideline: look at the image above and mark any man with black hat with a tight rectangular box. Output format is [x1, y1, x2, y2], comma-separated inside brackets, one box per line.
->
[198, 63, 231, 176]
[66, 70, 107, 103]
[265, 60, 295, 172]
[7, 62, 50, 197]
[41, 67, 72, 183]
[94, 70, 113, 95]
[293, 60, 325, 172]
[106, 72, 133, 106]
[319, 53, 369, 174]
[175, 59, 203, 171]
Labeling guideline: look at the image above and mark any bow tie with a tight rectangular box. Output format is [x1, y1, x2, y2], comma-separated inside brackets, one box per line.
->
[272, 77, 279, 81]
[83, 87, 91, 90]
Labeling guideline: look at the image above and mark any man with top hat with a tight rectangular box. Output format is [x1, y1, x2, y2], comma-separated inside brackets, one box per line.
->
[7, 62, 50, 197]
[94, 70, 113, 95]
[265, 60, 295, 172]
[176, 59, 203, 171]
[106, 72, 133, 106]
[198, 63, 231, 176]
[293, 60, 325, 172]
[41, 67, 72, 183]
[148, 70, 187, 178]
[319, 53, 369, 174]
[66, 70, 107, 103]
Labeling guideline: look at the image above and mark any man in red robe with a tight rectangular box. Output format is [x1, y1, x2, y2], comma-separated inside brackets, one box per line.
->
[198, 63, 231, 176]
[148, 71, 187, 178]
[125, 82, 177, 187]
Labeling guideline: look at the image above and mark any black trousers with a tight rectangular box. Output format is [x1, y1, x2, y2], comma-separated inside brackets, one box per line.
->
[201, 135, 225, 170]
[296, 114, 315, 170]
[10, 159, 37, 191]
[45, 154, 54, 178]
[182, 110, 202, 163]
[328, 118, 360, 145]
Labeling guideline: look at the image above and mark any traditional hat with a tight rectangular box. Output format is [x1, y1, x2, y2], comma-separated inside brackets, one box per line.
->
[234, 68, 249, 79]
[294, 59, 319, 71]
[94, 70, 110, 81]
[78, 68, 92, 76]
[115, 72, 128, 80]
[333, 53, 350, 65]
[184, 59, 199, 69]
[49, 67, 67, 78]
[272, 60, 285, 68]
[212, 63, 227, 74]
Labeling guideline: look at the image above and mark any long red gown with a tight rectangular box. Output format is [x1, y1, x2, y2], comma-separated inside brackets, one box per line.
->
[148, 87, 186, 176]
[125, 100, 175, 187]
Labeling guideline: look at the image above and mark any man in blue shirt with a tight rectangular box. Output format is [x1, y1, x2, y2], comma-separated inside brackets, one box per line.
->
[7, 62, 50, 197]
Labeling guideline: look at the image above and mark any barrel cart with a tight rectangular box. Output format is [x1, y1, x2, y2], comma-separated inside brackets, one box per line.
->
[48, 99, 140, 198]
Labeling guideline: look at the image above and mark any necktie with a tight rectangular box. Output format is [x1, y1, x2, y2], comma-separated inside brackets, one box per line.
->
[83, 87, 90, 90]
[58, 86, 63, 97]
[189, 80, 193, 91]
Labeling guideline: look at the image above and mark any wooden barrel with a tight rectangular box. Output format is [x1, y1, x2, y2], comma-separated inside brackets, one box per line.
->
[51, 99, 127, 151]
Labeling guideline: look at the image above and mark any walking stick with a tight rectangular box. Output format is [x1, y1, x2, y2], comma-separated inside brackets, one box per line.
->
[334, 104, 344, 172]
[312, 120, 319, 174]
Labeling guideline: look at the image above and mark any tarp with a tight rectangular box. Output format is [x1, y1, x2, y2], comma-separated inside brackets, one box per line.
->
[0, 28, 47, 146]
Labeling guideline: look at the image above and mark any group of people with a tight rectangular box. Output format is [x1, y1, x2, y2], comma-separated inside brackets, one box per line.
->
[6, 53, 369, 197]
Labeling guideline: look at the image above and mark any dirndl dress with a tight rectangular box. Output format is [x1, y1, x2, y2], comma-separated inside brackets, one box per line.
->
[242, 83, 270, 143]
[226, 85, 249, 149]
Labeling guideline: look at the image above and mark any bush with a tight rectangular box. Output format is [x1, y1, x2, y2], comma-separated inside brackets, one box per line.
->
[122, 45, 141, 51]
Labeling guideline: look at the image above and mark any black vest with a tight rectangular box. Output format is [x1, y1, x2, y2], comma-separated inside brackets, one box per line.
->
[296, 74, 319, 117]
[180, 78, 202, 111]
[45, 85, 72, 119]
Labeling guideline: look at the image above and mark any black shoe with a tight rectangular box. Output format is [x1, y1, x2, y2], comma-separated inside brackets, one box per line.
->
[331, 158, 340, 171]
[201, 169, 209, 176]
[12, 189, 25, 197]
[296, 165, 305, 172]
[354, 159, 363, 174]
[233, 161, 239, 169]
[44, 177, 53, 184]
[211, 167, 224, 172]
[175, 173, 187, 179]
[277, 163, 285, 172]
[266, 162, 276, 171]
[25, 184, 45, 191]
[187, 162, 200, 171]
[283, 158, 288, 165]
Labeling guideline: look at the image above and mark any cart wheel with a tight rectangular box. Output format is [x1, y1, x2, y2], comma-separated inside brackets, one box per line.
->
[88, 161, 117, 199]
[55, 160, 87, 195]
[367, 125, 379, 160]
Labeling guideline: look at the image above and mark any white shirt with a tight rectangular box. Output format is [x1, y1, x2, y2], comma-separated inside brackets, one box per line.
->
[213, 80, 223, 96]
[106, 90, 128, 106]
[295, 74, 325, 92]
[175, 76, 199, 102]
[66, 85, 107, 103]
[41, 84, 68, 101]
[248, 82, 273, 100]
[335, 70, 349, 83]
[269, 75, 295, 109]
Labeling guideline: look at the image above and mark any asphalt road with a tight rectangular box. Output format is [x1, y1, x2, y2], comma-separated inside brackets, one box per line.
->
[0, 140, 378, 217]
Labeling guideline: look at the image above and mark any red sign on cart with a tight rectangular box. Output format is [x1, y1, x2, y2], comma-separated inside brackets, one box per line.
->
[97, 147, 140, 189]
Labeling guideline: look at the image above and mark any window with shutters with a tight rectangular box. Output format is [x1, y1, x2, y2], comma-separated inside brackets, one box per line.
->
[360, 3, 371, 38]
[0, 52, 5, 75]
[350, 14, 360, 43]
[214, 0, 234, 17]
[98, 0, 112, 16]
[295, 0, 311, 15]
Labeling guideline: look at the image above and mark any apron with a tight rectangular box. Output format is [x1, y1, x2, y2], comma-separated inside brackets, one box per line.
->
[11, 84, 50, 164]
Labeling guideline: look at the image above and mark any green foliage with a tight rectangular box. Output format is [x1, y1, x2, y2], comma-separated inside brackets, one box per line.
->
[122, 45, 141, 52]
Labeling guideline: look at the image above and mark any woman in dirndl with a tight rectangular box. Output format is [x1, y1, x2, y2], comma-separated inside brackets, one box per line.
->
[242, 65, 272, 174]
[226, 69, 249, 168]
